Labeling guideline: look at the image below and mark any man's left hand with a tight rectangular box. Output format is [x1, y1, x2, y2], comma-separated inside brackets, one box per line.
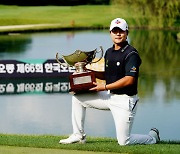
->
[89, 82, 106, 91]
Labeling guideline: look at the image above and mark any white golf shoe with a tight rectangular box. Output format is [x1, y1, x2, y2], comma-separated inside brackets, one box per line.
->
[59, 133, 86, 144]
[149, 128, 160, 143]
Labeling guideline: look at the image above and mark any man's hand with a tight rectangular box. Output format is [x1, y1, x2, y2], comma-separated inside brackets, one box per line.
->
[89, 82, 106, 91]
[89, 76, 135, 92]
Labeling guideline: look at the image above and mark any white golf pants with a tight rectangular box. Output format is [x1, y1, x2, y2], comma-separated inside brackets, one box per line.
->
[72, 91, 156, 145]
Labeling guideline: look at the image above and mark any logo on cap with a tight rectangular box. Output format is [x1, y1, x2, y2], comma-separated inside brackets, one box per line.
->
[115, 20, 121, 24]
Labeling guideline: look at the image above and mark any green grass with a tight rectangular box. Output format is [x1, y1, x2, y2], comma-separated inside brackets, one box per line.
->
[0, 5, 127, 27]
[0, 134, 180, 153]
[0, 4, 178, 33]
[0, 146, 118, 154]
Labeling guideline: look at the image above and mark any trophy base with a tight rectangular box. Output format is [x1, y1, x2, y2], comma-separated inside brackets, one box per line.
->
[69, 71, 95, 93]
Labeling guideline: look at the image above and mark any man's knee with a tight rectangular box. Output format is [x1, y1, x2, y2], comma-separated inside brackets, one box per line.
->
[117, 138, 129, 146]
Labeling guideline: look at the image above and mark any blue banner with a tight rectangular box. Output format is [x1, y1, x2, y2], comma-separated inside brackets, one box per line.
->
[0, 59, 75, 78]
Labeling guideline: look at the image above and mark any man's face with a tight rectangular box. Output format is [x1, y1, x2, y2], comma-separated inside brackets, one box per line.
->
[110, 27, 128, 44]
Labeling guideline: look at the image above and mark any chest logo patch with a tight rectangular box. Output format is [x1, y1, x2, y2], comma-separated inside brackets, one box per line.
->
[117, 62, 120, 66]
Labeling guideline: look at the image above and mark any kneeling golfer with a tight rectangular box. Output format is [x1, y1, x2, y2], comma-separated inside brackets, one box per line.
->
[59, 18, 160, 145]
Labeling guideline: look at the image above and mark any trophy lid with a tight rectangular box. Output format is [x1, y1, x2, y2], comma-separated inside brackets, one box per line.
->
[62, 49, 96, 66]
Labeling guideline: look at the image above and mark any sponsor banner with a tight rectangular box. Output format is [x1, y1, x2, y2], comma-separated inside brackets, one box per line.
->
[0, 59, 75, 78]
[0, 77, 69, 95]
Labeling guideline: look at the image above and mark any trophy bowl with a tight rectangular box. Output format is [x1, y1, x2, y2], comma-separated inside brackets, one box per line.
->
[62, 49, 96, 66]
[56, 46, 103, 93]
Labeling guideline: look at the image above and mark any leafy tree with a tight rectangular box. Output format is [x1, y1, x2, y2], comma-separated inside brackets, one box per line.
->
[111, 0, 180, 28]
[146, 0, 179, 27]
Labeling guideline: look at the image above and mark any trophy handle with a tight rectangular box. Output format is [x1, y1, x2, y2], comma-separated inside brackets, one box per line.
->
[56, 53, 69, 67]
[90, 46, 104, 64]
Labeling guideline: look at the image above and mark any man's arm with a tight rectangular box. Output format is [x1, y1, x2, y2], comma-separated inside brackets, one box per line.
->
[90, 53, 140, 92]
[104, 76, 135, 90]
[89, 76, 135, 91]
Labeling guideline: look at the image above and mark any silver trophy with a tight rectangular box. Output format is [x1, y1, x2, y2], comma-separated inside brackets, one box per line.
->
[56, 46, 103, 93]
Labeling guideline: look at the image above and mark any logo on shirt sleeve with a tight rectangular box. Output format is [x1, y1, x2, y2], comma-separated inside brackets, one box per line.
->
[130, 66, 137, 72]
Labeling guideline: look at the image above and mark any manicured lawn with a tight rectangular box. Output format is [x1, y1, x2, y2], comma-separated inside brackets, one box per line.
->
[0, 134, 180, 153]
[0, 5, 150, 30]
[0, 5, 179, 33]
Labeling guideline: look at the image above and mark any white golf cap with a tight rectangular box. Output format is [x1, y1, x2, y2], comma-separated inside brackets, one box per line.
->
[110, 18, 128, 31]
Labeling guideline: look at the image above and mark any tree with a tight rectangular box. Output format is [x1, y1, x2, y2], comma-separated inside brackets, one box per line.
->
[111, 0, 180, 28]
